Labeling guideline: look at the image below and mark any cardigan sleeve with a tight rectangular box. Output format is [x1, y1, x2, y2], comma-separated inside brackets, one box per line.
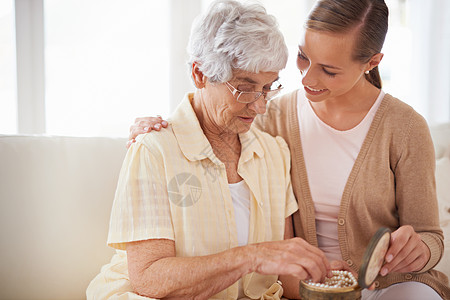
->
[393, 111, 444, 272]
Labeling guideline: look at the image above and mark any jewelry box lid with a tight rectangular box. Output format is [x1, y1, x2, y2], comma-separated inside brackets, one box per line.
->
[358, 227, 391, 289]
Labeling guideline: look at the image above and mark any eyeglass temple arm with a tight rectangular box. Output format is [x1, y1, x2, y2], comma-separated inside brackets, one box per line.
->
[226, 83, 240, 97]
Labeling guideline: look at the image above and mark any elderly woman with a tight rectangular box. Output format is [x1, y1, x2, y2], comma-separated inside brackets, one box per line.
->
[87, 1, 331, 299]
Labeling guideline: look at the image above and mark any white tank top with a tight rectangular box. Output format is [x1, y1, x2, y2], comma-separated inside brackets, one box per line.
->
[228, 180, 250, 298]
[228, 180, 250, 247]
[297, 89, 384, 261]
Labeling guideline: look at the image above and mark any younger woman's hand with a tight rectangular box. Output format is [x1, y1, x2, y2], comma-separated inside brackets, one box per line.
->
[127, 116, 168, 148]
[379, 225, 430, 276]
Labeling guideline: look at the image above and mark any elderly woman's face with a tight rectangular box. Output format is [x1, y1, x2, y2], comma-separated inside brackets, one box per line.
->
[202, 70, 279, 135]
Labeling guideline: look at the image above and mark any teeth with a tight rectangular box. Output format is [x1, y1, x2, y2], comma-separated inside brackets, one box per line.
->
[307, 86, 325, 92]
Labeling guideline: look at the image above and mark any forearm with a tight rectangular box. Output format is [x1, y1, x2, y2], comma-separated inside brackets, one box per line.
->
[132, 246, 253, 299]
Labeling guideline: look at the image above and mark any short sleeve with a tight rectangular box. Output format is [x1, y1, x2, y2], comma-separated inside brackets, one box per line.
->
[107, 141, 174, 250]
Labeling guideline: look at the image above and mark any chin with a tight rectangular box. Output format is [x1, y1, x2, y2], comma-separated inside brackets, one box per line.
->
[305, 94, 327, 103]
[236, 124, 253, 135]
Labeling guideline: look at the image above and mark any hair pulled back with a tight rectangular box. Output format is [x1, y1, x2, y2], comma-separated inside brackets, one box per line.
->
[306, 0, 389, 88]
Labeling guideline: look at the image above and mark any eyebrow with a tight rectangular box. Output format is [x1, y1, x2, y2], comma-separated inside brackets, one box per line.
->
[298, 46, 342, 70]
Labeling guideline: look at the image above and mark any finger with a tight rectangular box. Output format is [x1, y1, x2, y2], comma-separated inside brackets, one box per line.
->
[283, 264, 310, 281]
[294, 256, 327, 282]
[298, 239, 330, 276]
[385, 227, 410, 260]
[393, 255, 427, 273]
[381, 241, 414, 275]
[136, 117, 162, 126]
[129, 124, 149, 140]
[387, 245, 420, 273]
[296, 248, 329, 282]
[156, 114, 169, 128]
[126, 139, 135, 149]
[282, 239, 329, 282]
[381, 229, 421, 275]
[381, 227, 411, 273]
[390, 242, 429, 273]
[128, 127, 148, 141]
[296, 238, 330, 270]
[138, 119, 158, 129]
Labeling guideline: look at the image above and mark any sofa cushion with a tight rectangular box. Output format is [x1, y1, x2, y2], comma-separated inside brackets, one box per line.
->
[434, 157, 450, 275]
[430, 123, 450, 160]
[0, 135, 126, 300]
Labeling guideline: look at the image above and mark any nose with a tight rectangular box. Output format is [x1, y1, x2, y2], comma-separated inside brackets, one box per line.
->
[248, 95, 267, 115]
[301, 66, 317, 88]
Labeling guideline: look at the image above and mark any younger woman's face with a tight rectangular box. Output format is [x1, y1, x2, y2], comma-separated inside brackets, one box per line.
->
[297, 28, 369, 102]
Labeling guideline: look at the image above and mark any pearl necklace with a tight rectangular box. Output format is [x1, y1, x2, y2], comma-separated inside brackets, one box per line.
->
[304, 270, 357, 289]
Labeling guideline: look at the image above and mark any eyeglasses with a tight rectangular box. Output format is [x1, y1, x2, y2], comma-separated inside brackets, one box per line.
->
[225, 81, 283, 103]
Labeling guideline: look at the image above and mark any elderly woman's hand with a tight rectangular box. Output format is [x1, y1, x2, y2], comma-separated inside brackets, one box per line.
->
[379, 225, 431, 276]
[127, 116, 168, 148]
[251, 237, 331, 283]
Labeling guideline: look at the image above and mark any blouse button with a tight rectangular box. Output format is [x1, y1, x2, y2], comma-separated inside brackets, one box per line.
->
[405, 273, 413, 280]
[346, 259, 353, 266]
[338, 218, 345, 225]
[374, 281, 380, 288]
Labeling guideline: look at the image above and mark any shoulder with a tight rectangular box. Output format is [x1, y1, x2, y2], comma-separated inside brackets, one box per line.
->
[377, 93, 430, 141]
[378, 94, 434, 159]
[134, 126, 177, 155]
[382, 94, 428, 127]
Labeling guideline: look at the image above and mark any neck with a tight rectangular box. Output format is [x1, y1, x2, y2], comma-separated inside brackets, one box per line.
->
[309, 79, 381, 131]
[313, 79, 380, 114]
[192, 90, 240, 151]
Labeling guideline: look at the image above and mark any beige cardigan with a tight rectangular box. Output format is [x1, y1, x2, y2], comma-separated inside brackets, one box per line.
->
[254, 90, 450, 299]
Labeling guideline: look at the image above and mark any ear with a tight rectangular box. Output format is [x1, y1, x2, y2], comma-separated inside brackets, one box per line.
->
[191, 62, 207, 89]
[366, 53, 384, 72]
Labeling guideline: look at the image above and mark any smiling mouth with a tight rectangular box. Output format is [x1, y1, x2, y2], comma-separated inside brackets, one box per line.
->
[304, 86, 327, 95]
[306, 86, 326, 92]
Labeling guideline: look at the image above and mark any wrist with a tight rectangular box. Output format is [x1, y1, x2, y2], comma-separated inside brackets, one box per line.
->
[235, 244, 259, 275]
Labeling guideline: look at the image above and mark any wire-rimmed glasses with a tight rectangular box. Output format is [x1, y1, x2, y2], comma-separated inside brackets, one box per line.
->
[225, 81, 283, 103]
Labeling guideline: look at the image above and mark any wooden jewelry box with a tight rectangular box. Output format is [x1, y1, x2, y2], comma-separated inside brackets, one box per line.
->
[299, 227, 391, 300]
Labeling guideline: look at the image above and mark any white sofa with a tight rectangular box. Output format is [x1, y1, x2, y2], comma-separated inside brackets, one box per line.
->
[0, 123, 449, 300]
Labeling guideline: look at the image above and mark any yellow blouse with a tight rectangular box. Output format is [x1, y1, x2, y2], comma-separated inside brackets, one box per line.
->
[87, 94, 298, 300]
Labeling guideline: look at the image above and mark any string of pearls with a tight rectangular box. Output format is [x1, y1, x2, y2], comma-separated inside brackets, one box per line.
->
[305, 270, 357, 289]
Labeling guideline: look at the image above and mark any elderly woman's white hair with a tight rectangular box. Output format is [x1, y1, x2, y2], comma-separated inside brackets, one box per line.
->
[187, 0, 289, 83]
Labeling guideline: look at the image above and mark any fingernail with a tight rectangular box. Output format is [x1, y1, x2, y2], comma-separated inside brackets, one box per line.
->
[386, 254, 393, 263]
[162, 120, 168, 126]
[143, 127, 149, 132]
[154, 124, 161, 130]
[380, 268, 388, 276]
